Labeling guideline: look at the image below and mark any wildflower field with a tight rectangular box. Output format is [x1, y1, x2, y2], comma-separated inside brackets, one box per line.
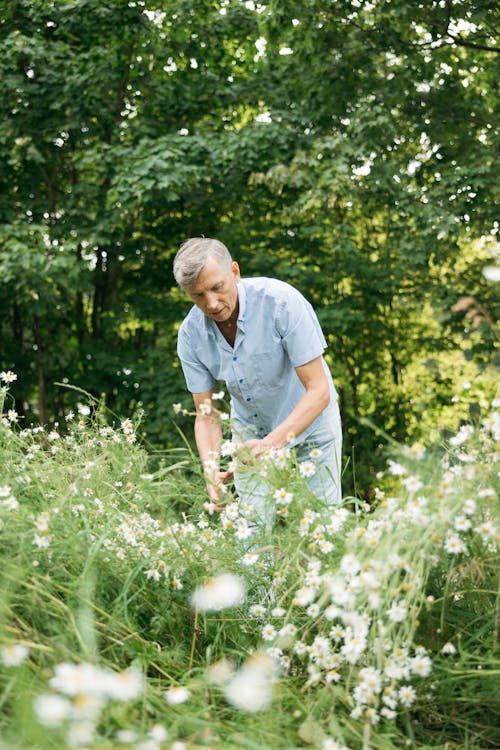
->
[0, 373, 498, 750]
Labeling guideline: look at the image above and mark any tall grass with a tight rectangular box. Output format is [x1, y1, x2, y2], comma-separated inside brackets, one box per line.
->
[0, 376, 498, 750]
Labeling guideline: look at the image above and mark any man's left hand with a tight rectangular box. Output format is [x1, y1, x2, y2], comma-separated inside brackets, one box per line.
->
[241, 438, 270, 459]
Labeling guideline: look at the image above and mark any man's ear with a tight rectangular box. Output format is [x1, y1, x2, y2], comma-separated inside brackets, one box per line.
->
[231, 261, 241, 281]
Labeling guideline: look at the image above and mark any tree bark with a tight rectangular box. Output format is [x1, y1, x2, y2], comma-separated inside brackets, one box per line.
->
[34, 316, 48, 425]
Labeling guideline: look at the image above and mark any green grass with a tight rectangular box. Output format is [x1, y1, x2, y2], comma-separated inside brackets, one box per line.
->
[0, 383, 498, 750]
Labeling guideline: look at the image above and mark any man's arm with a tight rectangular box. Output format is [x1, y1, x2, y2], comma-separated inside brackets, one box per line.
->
[244, 356, 330, 456]
[193, 390, 232, 506]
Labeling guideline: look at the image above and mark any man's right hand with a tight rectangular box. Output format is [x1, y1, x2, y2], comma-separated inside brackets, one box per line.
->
[206, 469, 233, 511]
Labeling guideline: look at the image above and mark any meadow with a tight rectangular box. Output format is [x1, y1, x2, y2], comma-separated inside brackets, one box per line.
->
[0, 371, 498, 750]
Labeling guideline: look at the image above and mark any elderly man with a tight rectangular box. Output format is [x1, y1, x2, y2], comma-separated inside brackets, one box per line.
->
[173, 237, 342, 528]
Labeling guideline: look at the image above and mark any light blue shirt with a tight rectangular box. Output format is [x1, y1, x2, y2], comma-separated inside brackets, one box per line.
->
[177, 277, 338, 446]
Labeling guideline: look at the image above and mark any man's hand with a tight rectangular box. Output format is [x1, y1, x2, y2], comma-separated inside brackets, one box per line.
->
[206, 469, 233, 511]
[241, 438, 271, 460]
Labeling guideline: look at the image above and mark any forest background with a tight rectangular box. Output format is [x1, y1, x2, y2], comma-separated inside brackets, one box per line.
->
[0, 0, 498, 497]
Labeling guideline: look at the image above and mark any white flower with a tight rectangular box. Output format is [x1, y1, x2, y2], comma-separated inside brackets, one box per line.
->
[474, 521, 496, 541]
[279, 623, 297, 638]
[261, 624, 277, 641]
[199, 401, 212, 415]
[49, 662, 104, 697]
[462, 499, 477, 515]
[293, 586, 315, 606]
[402, 475, 424, 493]
[190, 573, 245, 612]
[306, 603, 320, 618]
[454, 515, 472, 532]
[387, 599, 408, 623]
[221, 440, 237, 456]
[242, 552, 259, 566]
[1, 495, 18, 511]
[1, 643, 29, 666]
[67, 720, 95, 746]
[270, 607, 286, 618]
[0, 371, 17, 383]
[206, 658, 234, 684]
[103, 668, 142, 700]
[449, 424, 474, 446]
[7, 409, 18, 422]
[341, 634, 367, 664]
[387, 460, 408, 476]
[482, 265, 500, 282]
[322, 739, 352, 750]
[149, 724, 168, 741]
[223, 653, 277, 712]
[116, 729, 137, 743]
[441, 642, 457, 655]
[340, 553, 361, 576]
[273, 488, 293, 505]
[444, 533, 467, 555]
[164, 686, 190, 705]
[299, 461, 316, 478]
[398, 684, 416, 707]
[211, 390, 225, 400]
[33, 534, 51, 548]
[33, 694, 71, 727]
[173, 403, 183, 413]
[249, 604, 266, 618]
[410, 654, 432, 677]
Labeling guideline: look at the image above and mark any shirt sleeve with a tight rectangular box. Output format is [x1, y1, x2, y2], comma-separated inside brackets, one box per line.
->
[276, 286, 327, 367]
[177, 325, 216, 394]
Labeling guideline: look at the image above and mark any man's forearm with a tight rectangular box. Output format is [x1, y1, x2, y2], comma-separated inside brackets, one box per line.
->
[265, 384, 330, 449]
[194, 413, 223, 464]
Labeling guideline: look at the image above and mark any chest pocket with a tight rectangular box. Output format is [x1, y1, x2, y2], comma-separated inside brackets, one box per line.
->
[252, 350, 287, 388]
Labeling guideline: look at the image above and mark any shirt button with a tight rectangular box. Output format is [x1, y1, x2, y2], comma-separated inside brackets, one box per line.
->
[239, 378, 244, 383]
[233, 356, 238, 361]
[246, 397, 251, 402]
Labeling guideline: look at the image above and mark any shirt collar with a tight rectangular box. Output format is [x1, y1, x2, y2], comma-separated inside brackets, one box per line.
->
[236, 280, 247, 333]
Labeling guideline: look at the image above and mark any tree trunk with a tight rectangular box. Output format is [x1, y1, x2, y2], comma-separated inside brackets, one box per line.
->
[34, 316, 48, 425]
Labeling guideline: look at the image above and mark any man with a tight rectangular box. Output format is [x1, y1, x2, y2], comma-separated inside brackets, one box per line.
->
[173, 237, 342, 528]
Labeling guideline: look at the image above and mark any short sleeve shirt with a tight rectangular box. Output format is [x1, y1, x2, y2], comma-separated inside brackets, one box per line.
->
[177, 277, 338, 445]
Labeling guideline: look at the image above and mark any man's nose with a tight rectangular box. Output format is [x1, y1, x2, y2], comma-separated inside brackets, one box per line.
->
[205, 293, 218, 310]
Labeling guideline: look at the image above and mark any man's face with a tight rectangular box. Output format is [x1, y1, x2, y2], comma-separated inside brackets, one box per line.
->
[187, 256, 240, 322]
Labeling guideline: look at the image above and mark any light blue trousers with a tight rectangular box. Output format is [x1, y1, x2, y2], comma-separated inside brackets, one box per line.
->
[234, 401, 342, 532]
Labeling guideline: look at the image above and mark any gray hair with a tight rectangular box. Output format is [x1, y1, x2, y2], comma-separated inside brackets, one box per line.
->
[173, 237, 233, 292]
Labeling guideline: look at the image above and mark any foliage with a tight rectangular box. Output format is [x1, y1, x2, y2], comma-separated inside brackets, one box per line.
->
[0, 374, 498, 749]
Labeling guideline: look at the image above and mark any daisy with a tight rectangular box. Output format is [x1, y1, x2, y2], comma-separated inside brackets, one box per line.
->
[410, 654, 432, 677]
[33, 694, 71, 727]
[261, 624, 277, 641]
[387, 599, 408, 623]
[441, 642, 457, 655]
[1, 643, 29, 667]
[299, 461, 316, 478]
[190, 573, 245, 612]
[224, 653, 277, 712]
[398, 685, 416, 707]
[273, 488, 293, 505]
[164, 686, 190, 705]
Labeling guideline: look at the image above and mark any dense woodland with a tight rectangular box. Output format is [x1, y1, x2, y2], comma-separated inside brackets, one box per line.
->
[1, 0, 498, 495]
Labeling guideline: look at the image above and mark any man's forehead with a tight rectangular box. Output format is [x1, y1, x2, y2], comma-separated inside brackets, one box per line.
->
[190, 257, 228, 292]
